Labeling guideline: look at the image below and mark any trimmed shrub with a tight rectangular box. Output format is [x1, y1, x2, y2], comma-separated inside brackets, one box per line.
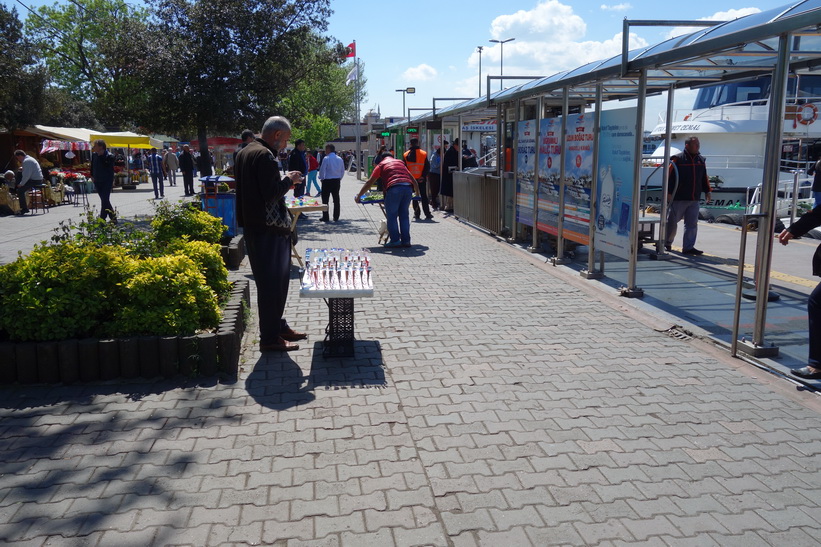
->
[0, 243, 129, 341]
[108, 255, 221, 337]
[151, 200, 225, 245]
[165, 239, 230, 300]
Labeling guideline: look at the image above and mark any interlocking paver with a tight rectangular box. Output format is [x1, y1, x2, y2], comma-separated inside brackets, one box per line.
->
[1, 171, 820, 546]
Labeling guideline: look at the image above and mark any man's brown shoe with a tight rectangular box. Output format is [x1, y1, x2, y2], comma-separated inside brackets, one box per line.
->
[260, 338, 299, 352]
[280, 328, 307, 342]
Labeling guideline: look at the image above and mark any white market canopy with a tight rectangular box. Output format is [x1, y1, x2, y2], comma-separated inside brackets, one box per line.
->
[33, 125, 162, 153]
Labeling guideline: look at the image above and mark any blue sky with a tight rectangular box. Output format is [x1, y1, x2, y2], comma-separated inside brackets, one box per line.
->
[325, 0, 791, 123]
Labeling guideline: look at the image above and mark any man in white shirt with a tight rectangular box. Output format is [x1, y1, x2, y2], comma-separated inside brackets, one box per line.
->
[317, 143, 345, 222]
[14, 150, 44, 216]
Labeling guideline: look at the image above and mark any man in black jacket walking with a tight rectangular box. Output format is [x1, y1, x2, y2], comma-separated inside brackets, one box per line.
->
[665, 137, 712, 255]
[235, 116, 307, 352]
[779, 206, 821, 379]
[179, 145, 196, 196]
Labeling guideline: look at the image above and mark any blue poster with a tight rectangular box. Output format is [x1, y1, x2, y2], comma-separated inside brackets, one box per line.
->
[536, 117, 561, 236]
[516, 120, 537, 226]
[562, 113, 594, 245]
[595, 108, 637, 260]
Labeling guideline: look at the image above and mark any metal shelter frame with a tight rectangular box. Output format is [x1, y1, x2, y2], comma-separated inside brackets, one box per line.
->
[385, 0, 821, 356]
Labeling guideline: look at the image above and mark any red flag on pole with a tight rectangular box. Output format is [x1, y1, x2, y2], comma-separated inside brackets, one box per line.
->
[346, 42, 356, 58]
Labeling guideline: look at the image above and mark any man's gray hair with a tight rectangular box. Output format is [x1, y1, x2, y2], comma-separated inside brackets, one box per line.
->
[261, 116, 291, 138]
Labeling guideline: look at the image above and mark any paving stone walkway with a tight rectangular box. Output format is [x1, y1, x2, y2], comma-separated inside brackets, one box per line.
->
[1, 172, 820, 546]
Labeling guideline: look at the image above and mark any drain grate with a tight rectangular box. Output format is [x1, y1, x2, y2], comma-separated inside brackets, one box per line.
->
[656, 324, 694, 341]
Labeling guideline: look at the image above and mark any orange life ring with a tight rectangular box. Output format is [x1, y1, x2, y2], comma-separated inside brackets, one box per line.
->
[797, 103, 818, 125]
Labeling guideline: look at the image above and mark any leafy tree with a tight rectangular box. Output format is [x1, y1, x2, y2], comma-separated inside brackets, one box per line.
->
[142, 0, 342, 174]
[41, 87, 103, 129]
[24, 0, 152, 126]
[0, 4, 46, 130]
[290, 114, 337, 151]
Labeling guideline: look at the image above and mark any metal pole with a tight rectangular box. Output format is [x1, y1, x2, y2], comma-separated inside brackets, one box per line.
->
[583, 84, 604, 279]
[355, 52, 362, 180]
[553, 87, 569, 265]
[732, 213, 766, 357]
[751, 33, 790, 349]
[531, 96, 543, 253]
[477, 46, 483, 97]
[513, 99, 521, 239]
[791, 170, 800, 227]
[658, 84, 675, 255]
[623, 69, 646, 297]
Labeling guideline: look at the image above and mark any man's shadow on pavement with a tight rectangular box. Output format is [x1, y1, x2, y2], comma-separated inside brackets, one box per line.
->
[245, 340, 386, 411]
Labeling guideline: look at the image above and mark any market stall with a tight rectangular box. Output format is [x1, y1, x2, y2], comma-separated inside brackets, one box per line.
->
[285, 196, 329, 267]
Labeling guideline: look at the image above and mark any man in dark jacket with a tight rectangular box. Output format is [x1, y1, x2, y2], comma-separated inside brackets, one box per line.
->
[288, 139, 308, 197]
[235, 115, 306, 352]
[665, 137, 712, 255]
[179, 145, 195, 196]
[779, 206, 821, 379]
[90, 139, 116, 223]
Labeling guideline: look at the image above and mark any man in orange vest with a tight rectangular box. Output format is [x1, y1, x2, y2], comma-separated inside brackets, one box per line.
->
[403, 138, 432, 220]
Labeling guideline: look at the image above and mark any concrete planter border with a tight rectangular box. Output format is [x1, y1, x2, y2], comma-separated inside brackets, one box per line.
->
[0, 278, 249, 385]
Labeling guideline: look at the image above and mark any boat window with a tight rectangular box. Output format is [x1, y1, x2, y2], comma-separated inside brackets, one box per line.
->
[693, 77, 771, 109]
[794, 75, 821, 98]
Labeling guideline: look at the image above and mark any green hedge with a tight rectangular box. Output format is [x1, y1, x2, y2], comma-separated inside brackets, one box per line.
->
[0, 203, 230, 342]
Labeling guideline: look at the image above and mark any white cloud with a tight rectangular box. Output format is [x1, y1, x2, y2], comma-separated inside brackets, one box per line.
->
[665, 7, 761, 39]
[402, 64, 437, 82]
[600, 3, 632, 11]
[490, 0, 586, 43]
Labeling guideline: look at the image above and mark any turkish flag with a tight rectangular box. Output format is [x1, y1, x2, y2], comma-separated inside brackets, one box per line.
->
[346, 42, 356, 58]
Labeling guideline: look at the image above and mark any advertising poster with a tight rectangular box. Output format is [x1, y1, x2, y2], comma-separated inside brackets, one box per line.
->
[562, 113, 594, 245]
[516, 120, 537, 226]
[595, 107, 637, 260]
[536, 117, 561, 236]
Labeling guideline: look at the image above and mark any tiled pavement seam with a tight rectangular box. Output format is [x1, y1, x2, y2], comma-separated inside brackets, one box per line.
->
[0, 171, 819, 546]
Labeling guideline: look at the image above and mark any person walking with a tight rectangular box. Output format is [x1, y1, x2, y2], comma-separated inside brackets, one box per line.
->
[355, 155, 420, 248]
[179, 144, 195, 196]
[808, 157, 821, 207]
[441, 140, 460, 213]
[665, 136, 712, 255]
[778, 205, 821, 379]
[235, 115, 307, 352]
[147, 147, 165, 199]
[305, 150, 321, 196]
[13, 150, 44, 216]
[288, 139, 308, 198]
[90, 139, 117, 223]
[163, 147, 179, 187]
[428, 146, 441, 210]
[318, 144, 344, 222]
[403, 138, 432, 220]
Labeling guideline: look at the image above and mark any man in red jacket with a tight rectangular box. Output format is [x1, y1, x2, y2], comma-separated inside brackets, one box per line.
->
[665, 137, 712, 255]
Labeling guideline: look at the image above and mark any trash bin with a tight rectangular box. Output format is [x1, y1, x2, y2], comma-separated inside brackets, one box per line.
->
[201, 193, 237, 237]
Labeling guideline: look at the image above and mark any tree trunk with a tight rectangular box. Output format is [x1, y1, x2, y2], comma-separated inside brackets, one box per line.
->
[197, 127, 213, 177]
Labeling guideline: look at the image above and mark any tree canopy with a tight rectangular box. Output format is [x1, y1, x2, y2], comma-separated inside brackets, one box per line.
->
[0, 4, 46, 130]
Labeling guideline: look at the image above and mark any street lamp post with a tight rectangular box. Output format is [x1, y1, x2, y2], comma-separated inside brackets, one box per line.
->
[395, 87, 416, 121]
[489, 38, 515, 91]
[476, 46, 483, 96]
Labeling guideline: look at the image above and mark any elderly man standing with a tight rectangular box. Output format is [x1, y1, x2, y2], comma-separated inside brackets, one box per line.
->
[90, 139, 117, 223]
[163, 147, 179, 187]
[665, 136, 711, 255]
[318, 143, 345, 222]
[13, 149, 44, 216]
[235, 116, 307, 352]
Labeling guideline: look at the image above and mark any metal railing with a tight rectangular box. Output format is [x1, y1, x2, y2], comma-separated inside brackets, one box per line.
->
[453, 171, 503, 235]
[731, 213, 766, 357]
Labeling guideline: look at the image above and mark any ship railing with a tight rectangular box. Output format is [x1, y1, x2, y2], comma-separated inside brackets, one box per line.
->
[659, 94, 821, 125]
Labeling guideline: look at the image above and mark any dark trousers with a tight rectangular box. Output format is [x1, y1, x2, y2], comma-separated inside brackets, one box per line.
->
[293, 182, 306, 198]
[428, 172, 441, 208]
[15, 180, 38, 213]
[412, 179, 432, 218]
[809, 281, 821, 368]
[150, 172, 164, 198]
[244, 227, 292, 346]
[182, 171, 194, 195]
[321, 178, 341, 221]
[97, 182, 115, 220]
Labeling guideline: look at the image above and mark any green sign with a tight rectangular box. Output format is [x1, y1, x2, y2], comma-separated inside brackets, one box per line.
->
[406, 127, 419, 134]
[380, 131, 391, 137]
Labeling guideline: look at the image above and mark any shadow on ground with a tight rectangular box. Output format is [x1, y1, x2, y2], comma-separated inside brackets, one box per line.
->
[246, 340, 386, 411]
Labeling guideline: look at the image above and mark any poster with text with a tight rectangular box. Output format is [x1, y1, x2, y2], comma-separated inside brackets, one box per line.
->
[595, 107, 637, 260]
[516, 119, 537, 226]
[536, 117, 561, 236]
[561, 113, 594, 245]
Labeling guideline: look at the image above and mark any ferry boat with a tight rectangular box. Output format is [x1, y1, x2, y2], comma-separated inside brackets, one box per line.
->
[640, 72, 820, 224]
